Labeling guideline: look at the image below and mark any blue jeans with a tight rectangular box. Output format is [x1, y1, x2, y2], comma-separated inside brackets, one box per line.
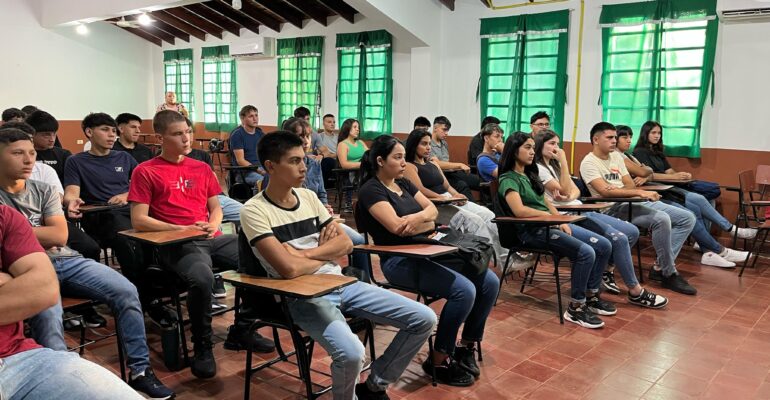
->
[218, 194, 243, 223]
[665, 191, 733, 253]
[29, 256, 150, 375]
[238, 170, 263, 186]
[581, 212, 640, 289]
[380, 257, 499, 355]
[519, 225, 611, 303]
[340, 223, 367, 278]
[0, 348, 142, 400]
[288, 281, 436, 399]
[608, 202, 696, 277]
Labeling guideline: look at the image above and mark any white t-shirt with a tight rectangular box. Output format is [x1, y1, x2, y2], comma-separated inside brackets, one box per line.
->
[536, 162, 581, 207]
[31, 162, 63, 195]
[579, 151, 630, 197]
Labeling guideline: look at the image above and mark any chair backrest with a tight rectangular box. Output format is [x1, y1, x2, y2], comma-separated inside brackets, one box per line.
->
[739, 169, 757, 194]
[236, 230, 284, 318]
[572, 176, 592, 198]
[489, 178, 524, 249]
[756, 165, 770, 197]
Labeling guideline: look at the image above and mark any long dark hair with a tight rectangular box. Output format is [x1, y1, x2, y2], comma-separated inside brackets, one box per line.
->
[499, 132, 544, 195]
[338, 118, 359, 143]
[404, 129, 431, 163]
[533, 129, 561, 180]
[636, 120, 664, 155]
[360, 135, 400, 185]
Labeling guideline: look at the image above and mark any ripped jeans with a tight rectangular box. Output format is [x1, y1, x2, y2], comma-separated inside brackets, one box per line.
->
[518, 224, 611, 303]
[579, 212, 640, 289]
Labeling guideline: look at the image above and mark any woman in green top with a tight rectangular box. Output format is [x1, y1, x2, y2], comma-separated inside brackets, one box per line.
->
[497, 133, 615, 329]
[336, 118, 368, 211]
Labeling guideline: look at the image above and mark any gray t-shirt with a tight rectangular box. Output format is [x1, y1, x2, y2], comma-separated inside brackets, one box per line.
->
[430, 139, 450, 161]
[0, 180, 78, 258]
[312, 131, 339, 155]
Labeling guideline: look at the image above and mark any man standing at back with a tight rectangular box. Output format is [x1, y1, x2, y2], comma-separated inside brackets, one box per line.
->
[229, 105, 265, 187]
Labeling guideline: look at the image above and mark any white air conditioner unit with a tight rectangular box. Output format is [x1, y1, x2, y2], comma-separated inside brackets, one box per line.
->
[718, 0, 770, 21]
[230, 37, 276, 60]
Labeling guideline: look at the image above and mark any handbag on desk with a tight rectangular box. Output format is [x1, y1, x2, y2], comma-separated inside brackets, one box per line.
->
[412, 227, 493, 277]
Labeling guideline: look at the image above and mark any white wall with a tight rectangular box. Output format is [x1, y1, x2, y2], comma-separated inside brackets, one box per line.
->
[1, 0, 156, 120]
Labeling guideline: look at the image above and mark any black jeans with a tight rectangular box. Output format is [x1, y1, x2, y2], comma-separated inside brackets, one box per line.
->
[66, 221, 100, 262]
[444, 171, 478, 199]
[82, 207, 142, 278]
[320, 157, 337, 189]
[160, 234, 238, 346]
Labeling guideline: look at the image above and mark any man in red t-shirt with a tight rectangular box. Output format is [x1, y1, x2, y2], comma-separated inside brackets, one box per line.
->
[0, 205, 142, 399]
[128, 110, 238, 379]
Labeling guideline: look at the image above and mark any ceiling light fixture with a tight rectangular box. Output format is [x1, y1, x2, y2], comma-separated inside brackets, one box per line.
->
[137, 12, 152, 26]
[232, 0, 242, 10]
[76, 22, 89, 35]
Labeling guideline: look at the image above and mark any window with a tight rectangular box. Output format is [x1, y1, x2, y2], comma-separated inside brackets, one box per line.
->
[163, 49, 194, 121]
[201, 45, 238, 132]
[480, 10, 570, 138]
[277, 36, 324, 129]
[337, 30, 392, 139]
[600, 0, 718, 157]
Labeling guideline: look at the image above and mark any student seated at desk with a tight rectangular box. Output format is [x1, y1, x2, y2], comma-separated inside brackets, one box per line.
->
[475, 123, 505, 183]
[237, 131, 435, 400]
[0, 128, 173, 399]
[63, 113, 143, 283]
[468, 116, 500, 167]
[624, 122, 755, 267]
[0, 205, 145, 400]
[336, 118, 368, 213]
[430, 116, 480, 196]
[358, 135, 498, 387]
[579, 122, 697, 296]
[25, 110, 71, 181]
[311, 113, 338, 189]
[114, 113, 155, 164]
[129, 110, 268, 379]
[498, 133, 617, 329]
[229, 105, 266, 187]
[1, 107, 26, 125]
[403, 128, 510, 269]
[534, 130, 667, 308]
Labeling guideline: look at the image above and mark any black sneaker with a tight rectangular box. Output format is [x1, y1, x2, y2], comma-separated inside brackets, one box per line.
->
[586, 294, 617, 316]
[661, 273, 697, 296]
[148, 304, 178, 329]
[421, 358, 475, 387]
[602, 271, 621, 295]
[628, 288, 668, 309]
[191, 345, 217, 379]
[129, 368, 176, 399]
[563, 303, 604, 329]
[355, 382, 390, 400]
[224, 325, 276, 353]
[82, 309, 107, 328]
[454, 346, 480, 377]
[648, 268, 663, 282]
[212, 274, 226, 298]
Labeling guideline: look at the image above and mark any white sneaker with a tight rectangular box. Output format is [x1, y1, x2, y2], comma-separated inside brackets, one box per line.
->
[701, 252, 736, 268]
[720, 247, 750, 263]
[693, 242, 701, 252]
[732, 225, 758, 240]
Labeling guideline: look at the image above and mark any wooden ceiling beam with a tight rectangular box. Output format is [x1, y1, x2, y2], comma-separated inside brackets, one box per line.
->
[108, 17, 176, 44]
[151, 19, 191, 42]
[203, 0, 262, 35]
[317, 0, 356, 24]
[251, 0, 303, 28]
[283, 0, 328, 26]
[163, 7, 224, 39]
[151, 10, 208, 41]
[117, 26, 162, 46]
[225, 0, 281, 32]
[184, 3, 241, 36]
[439, 0, 455, 11]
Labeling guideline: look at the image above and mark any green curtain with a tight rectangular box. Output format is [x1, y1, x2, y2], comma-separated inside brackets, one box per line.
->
[277, 36, 324, 129]
[600, 0, 718, 158]
[336, 30, 393, 140]
[479, 10, 570, 139]
[201, 45, 238, 132]
[163, 49, 195, 121]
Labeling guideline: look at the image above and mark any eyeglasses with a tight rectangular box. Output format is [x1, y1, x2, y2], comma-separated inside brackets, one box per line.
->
[532, 123, 550, 128]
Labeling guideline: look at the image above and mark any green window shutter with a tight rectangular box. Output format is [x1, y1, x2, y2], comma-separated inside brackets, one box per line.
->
[336, 30, 392, 140]
[600, 0, 718, 158]
[480, 10, 570, 139]
[277, 36, 324, 129]
[163, 49, 195, 122]
[201, 45, 238, 132]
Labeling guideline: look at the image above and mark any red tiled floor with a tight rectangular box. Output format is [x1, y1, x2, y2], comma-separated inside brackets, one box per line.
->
[69, 240, 770, 399]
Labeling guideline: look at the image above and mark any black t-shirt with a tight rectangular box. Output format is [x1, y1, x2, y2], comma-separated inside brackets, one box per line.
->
[413, 161, 445, 194]
[35, 147, 72, 181]
[468, 132, 484, 165]
[113, 140, 155, 164]
[357, 178, 431, 246]
[186, 149, 214, 169]
[632, 147, 671, 173]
